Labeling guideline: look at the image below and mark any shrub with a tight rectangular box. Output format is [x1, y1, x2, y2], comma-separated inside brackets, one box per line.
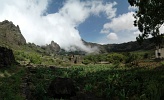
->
[82, 59, 91, 65]
[108, 53, 125, 64]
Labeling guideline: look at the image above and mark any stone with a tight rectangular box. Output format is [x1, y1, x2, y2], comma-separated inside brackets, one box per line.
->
[0, 46, 16, 67]
[47, 77, 76, 99]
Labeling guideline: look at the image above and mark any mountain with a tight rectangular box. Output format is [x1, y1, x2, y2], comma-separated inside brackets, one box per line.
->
[82, 39, 107, 53]
[103, 39, 155, 52]
[0, 20, 26, 47]
[0, 20, 60, 55]
[41, 41, 60, 54]
[0, 20, 155, 55]
[82, 39, 155, 53]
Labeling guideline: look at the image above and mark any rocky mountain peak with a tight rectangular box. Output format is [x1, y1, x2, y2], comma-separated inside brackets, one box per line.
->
[41, 41, 61, 54]
[50, 41, 60, 51]
[0, 20, 26, 46]
[48, 41, 60, 52]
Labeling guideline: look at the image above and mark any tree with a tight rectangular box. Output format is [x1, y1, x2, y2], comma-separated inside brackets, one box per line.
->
[128, 0, 164, 57]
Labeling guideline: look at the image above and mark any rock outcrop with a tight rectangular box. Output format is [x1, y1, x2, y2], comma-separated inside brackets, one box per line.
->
[49, 41, 60, 52]
[41, 41, 60, 54]
[0, 20, 26, 46]
[0, 46, 16, 67]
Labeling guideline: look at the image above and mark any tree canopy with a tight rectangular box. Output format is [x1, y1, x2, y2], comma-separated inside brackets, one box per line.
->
[128, 0, 164, 46]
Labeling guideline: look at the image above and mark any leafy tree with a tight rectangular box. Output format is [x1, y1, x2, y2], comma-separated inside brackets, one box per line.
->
[128, 0, 164, 57]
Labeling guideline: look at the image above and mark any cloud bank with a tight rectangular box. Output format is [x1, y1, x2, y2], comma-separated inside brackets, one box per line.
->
[100, 11, 141, 43]
[107, 33, 118, 40]
[100, 6, 164, 44]
[0, 0, 116, 52]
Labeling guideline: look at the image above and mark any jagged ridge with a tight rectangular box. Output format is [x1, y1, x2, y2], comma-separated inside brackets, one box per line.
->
[0, 20, 155, 55]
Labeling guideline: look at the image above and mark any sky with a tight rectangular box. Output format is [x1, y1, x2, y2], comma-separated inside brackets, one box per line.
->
[0, 0, 163, 52]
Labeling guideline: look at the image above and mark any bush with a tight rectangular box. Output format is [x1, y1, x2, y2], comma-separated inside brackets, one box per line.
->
[14, 51, 42, 64]
[29, 54, 41, 64]
[107, 53, 125, 64]
[125, 53, 140, 63]
[82, 59, 91, 65]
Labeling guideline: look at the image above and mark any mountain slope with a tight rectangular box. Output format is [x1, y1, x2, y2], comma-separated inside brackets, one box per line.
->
[0, 20, 26, 47]
[0, 20, 155, 55]
[103, 39, 155, 52]
[82, 39, 155, 53]
[0, 20, 60, 55]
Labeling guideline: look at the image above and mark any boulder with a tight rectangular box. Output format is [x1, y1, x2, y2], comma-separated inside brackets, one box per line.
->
[0, 46, 16, 67]
[47, 77, 76, 99]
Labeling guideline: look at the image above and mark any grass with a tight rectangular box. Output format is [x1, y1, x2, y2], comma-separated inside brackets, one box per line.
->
[26, 64, 164, 99]
[0, 63, 164, 99]
[0, 65, 26, 99]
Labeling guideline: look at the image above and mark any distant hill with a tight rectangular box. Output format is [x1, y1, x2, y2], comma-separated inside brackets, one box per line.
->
[103, 39, 155, 52]
[82, 39, 155, 53]
[0, 20, 155, 55]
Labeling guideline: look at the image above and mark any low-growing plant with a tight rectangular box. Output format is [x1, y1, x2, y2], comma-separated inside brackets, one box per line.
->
[0, 68, 26, 99]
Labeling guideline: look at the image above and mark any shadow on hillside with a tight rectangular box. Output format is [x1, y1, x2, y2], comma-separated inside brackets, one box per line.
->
[70, 66, 164, 100]
[26, 65, 164, 100]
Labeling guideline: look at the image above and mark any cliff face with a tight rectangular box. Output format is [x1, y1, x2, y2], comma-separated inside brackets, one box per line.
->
[0, 20, 26, 46]
[0, 46, 16, 67]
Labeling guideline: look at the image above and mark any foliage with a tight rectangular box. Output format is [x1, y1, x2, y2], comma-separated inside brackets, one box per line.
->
[82, 59, 91, 65]
[107, 53, 125, 64]
[83, 53, 123, 64]
[29, 53, 41, 64]
[0, 66, 26, 99]
[128, 0, 164, 45]
[124, 53, 140, 63]
[68, 65, 164, 99]
[0, 63, 164, 99]
[83, 54, 99, 64]
[14, 50, 42, 64]
[29, 67, 55, 99]
[83, 52, 147, 65]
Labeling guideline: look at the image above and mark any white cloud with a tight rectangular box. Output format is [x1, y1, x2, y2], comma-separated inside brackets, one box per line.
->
[107, 33, 118, 40]
[159, 25, 164, 34]
[100, 11, 140, 43]
[0, 0, 116, 52]
[90, 1, 117, 19]
[133, 31, 141, 35]
[101, 12, 136, 33]
[128, 6, 138, 11]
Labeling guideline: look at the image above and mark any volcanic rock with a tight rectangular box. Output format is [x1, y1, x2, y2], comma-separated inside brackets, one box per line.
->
[0, 46, 16, 67]
[0, 20, 26, 46]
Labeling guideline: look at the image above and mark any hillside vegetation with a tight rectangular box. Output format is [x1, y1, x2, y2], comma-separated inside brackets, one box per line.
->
[0, 20, 163, 99]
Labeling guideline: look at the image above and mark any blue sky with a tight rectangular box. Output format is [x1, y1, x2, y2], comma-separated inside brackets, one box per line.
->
[0, 0, 141, 52]
[78, 0, 129, 43]
[46, 0, 132, 43]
